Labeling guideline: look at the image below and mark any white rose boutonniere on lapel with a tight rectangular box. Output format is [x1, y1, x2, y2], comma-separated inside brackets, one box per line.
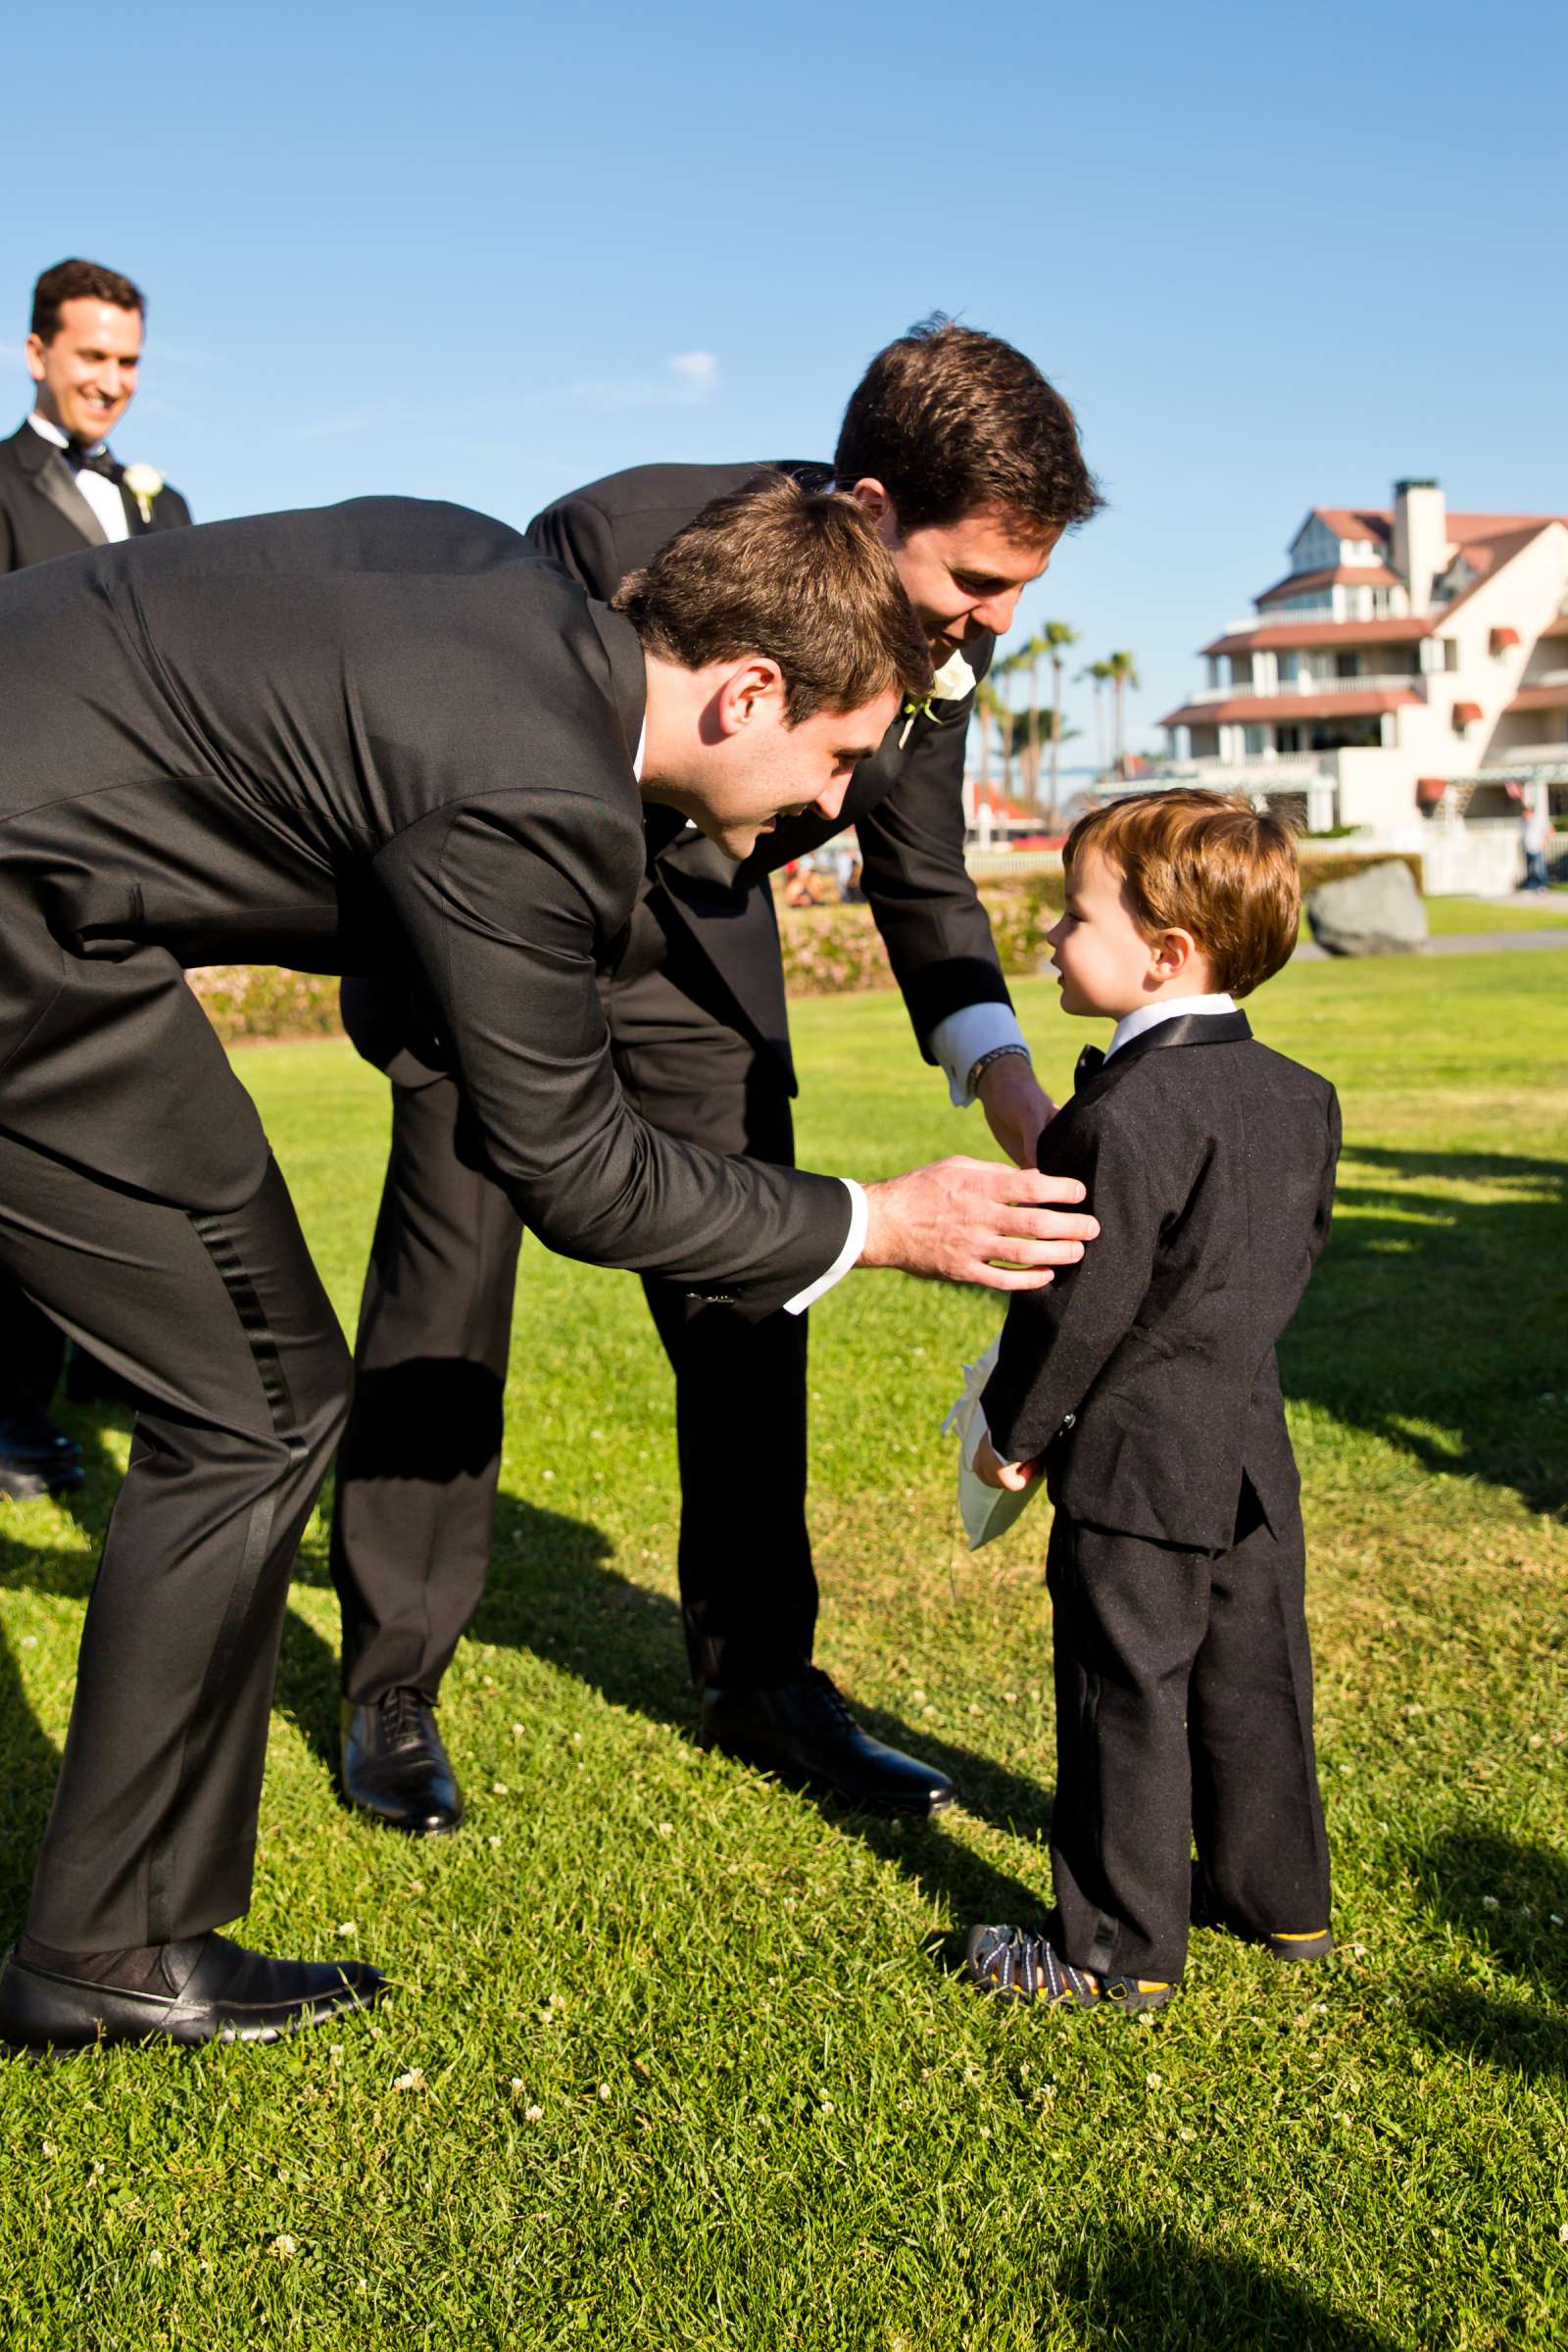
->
[121, 463, 165, 525]
[900, 647, 977, 748]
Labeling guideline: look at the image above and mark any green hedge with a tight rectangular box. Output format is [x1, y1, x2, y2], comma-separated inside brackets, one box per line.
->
[185, 965, 345, 1046]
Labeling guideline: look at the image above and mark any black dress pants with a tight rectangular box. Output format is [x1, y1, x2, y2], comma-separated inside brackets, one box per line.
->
[331, 931, 814, 1704]
[0, 1135, 351, 1950]
[0, 1269, 67, 1415]
[1046, 1491, 1331, 1984]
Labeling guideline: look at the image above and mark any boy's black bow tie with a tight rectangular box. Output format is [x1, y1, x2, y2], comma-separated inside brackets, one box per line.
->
[1074, 1044, 1106, 1087]
[66, 445, 119, 481]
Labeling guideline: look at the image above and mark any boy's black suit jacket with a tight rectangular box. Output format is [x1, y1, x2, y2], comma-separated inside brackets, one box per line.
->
[343, 461, 1008, 1093]
[981, 1012, 1341, 1550]
[0, 497, 848, 1316]
[0, 419, 192, 571]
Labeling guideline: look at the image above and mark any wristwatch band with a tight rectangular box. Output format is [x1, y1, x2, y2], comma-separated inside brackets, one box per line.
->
[966, 1042, 1032, 1095]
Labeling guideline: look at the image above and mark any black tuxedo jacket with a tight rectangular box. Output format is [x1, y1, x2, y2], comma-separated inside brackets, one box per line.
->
[343, 461, 1010, 1094]
[0, 497, 848, 1316]
[0, 419, 192, 571]
[981, 1013, 1341, 1550]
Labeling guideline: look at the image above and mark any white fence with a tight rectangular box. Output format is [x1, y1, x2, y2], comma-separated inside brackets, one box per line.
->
[965, 849, 1065, 881]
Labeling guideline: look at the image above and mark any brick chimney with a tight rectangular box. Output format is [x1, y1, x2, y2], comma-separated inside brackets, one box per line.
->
[1392, 477, 1446, 614]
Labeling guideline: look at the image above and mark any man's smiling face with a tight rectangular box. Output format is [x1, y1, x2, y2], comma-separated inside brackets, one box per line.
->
[854, 490, 1060, 657]
[686, 686, 900, 863]
[26, 298, 143, 445]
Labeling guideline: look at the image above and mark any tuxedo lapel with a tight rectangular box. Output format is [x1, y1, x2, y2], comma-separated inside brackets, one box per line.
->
[14, 425, 109, 548]
[1075, 1010, 1252, 1102]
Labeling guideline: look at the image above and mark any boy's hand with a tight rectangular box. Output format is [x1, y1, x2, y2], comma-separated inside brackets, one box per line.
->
[974, 1431, 1040, 1492]
[977, 1056, 1055, 1169]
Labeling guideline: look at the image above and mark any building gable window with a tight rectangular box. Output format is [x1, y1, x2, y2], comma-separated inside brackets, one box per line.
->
[1290, 517, 1340, 574]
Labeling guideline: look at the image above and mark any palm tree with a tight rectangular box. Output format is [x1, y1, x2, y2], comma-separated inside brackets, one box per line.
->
[1081, 660, 1114, 779]
[981, 662, 1018, 803]
[973, 677, 1007, 823]
[998, 705, 1080, 793]
[1039, 621, 1080, 823]
[995, 639, 1059, 811]
[1106, 650, 1140, 780]
[1018, 635, 1045, 812]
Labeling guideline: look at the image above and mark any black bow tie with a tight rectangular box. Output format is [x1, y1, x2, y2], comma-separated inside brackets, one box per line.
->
[66, 444, 119, 482]
[1074, 1044, 1106, 1088]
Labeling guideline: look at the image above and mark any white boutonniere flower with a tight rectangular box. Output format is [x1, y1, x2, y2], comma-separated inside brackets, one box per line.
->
[900, 648, 977, 748]
[122, 463, 165, 524]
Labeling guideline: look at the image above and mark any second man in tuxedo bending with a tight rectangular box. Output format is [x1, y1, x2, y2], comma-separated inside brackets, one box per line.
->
[334, 319, 1103, 1832]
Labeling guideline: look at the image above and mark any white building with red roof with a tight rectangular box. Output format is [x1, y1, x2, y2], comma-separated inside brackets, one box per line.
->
[1158, 480, 1568, 856]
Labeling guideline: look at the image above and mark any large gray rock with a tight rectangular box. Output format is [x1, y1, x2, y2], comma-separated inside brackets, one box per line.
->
[1305, 859, 1428, 956]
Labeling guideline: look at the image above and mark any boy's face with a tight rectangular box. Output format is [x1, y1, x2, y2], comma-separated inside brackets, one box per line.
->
[1048, 847, 1171, 1018]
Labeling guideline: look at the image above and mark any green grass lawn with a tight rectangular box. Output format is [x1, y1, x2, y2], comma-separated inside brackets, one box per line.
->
[1423, 893, 1568, 934]
[1292, 893, 1568, 943]
[2, 951, 1566, 2348]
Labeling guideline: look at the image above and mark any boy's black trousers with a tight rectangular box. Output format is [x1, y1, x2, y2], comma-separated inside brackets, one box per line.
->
[1045, 1488, 1331, 1984]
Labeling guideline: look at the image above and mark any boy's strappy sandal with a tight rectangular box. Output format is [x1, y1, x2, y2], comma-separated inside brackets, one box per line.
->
[963, 1924, 1175, 2012]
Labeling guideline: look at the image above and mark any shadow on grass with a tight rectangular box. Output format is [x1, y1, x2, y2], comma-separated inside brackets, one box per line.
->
[1285, 1144, 1568, 1518]
[1404, 1824, 1568, 2083]
[1051, 2225, 1396, 2349]
[461, 1490, 1055, 1923]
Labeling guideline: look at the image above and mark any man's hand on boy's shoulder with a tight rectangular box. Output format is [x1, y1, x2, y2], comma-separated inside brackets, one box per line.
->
[976, 1055, 1056, 1170]
[859, 1156, 1097, 1293]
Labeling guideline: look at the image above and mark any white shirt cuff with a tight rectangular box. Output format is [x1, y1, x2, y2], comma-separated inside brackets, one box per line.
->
[783, 1178, 867, 1315]
[929, 1003, 1031, 1108]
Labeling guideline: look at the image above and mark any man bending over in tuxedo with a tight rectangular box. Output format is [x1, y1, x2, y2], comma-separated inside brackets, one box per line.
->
[333, 318, 1103, 1837]
[0, 472, 1093, 2051]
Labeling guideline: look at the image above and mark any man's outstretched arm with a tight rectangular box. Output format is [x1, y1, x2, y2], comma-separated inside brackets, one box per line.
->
[375, 795, 1096, 1319]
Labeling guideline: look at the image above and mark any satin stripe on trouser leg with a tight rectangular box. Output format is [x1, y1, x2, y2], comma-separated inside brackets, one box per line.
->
[0, 1137, 351, 1949]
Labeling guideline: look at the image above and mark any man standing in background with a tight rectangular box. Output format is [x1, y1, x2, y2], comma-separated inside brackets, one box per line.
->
[0, 259, 192, 1501]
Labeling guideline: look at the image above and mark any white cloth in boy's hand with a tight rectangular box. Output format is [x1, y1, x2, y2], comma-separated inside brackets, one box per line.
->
[942, 1334, 1045, 1551]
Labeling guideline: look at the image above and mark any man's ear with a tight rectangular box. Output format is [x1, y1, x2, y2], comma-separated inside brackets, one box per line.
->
[712, 657, 785, 738]
[24, 333, 47, 387]
[847, 477, 901, 545]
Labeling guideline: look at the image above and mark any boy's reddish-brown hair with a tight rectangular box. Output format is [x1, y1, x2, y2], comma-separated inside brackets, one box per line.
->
[1063, 790, 1300, 1000]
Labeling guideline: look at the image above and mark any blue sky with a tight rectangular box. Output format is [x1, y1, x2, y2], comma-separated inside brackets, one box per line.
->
[7, 0, 1564, 753]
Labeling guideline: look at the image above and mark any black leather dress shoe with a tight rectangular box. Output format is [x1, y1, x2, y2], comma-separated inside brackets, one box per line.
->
[701, 1667, 957, 1816]
[0, 1933, 384, 2050]
[341, 1687, 464, 1836]
[0, 1409, 83, 1502]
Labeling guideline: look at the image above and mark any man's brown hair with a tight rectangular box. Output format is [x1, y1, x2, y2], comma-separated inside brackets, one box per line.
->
[613, 468, 934, 724]
[833, 316, 1102, 540]
[31, 260, 146, 344]
[1064, 790, 1300, 999]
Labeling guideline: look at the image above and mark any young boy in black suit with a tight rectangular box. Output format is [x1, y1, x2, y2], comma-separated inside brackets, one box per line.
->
[964, 790, 1341, 2013]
